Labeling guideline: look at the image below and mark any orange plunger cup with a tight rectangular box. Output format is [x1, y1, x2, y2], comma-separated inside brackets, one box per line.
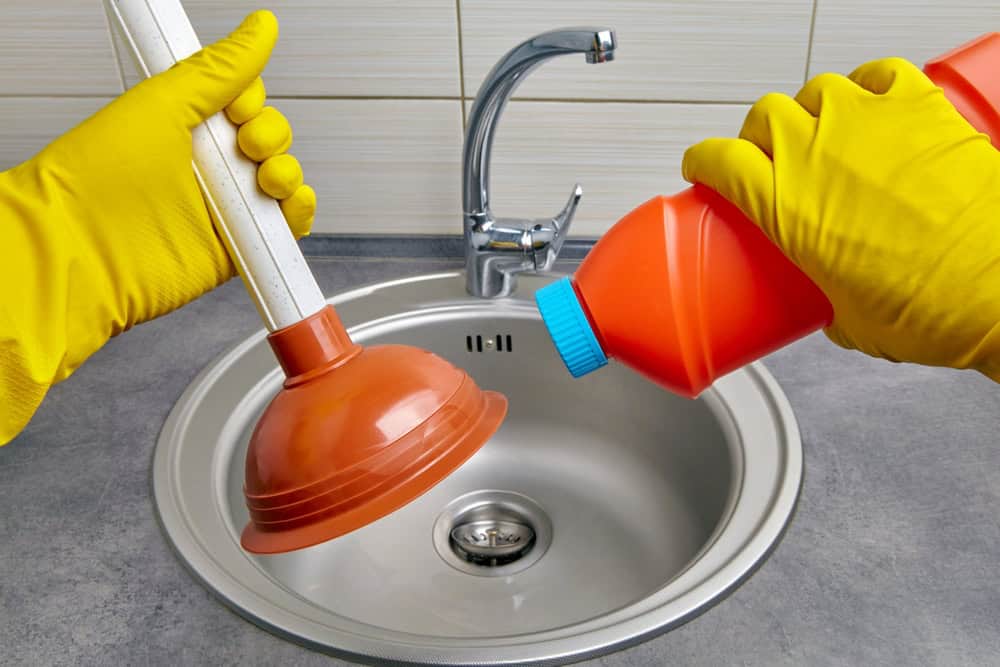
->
[241, 306, 507, 554]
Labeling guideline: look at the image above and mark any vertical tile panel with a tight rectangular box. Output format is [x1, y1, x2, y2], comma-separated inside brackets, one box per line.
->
[809, 0, 1000, 76]
[0, 2, 121, 95]
[281, 99, 464, 234]
[0, 98, 465, 236]
[115, 1, 464, 97]
[461, 0, 814, 102]
[469, 100, 749, 236]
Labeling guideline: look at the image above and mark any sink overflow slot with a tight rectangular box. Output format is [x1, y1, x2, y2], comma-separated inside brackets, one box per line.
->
[466, 335, 513, 353]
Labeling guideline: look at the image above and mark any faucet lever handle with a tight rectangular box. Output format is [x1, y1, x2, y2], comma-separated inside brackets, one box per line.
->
[551, 183, 582, 248]
[533, 183, 583, 271]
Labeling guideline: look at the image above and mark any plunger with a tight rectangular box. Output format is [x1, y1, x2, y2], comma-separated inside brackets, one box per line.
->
[243, 307, 506, 553]
[111, 0, 507, 554]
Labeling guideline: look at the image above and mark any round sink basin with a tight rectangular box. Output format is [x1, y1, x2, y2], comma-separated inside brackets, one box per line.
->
[154, 272, 802, 665]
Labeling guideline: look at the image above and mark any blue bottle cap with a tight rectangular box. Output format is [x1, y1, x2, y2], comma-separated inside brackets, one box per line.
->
[534, 277, 608, 378]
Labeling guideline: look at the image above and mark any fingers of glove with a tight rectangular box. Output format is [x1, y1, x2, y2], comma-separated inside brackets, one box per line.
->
[682, 137, 777, 239]
[794, 71, 867, 116]
[848, 57, 933, 96]
[279, 184, 316, 238]
[226, 77, 266, 124]
[823, 324, 856, 351]
[238, 104, 309, 237]
[237, 106, 293, 162]
[258, 153, 304, 199]
[738, 92, 816, 158]
[157, 10, 277, 127]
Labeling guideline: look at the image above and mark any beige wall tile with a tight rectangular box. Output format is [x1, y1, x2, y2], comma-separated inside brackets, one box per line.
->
[460, 0, 813, 103]
[809, 0, 1000, 76]
[123, 1, 463, 97]
[0, 98, 109, 169]
[0, 3, 121, 95]
[280, 98, 464, 234]
[468, 100, 749, 236]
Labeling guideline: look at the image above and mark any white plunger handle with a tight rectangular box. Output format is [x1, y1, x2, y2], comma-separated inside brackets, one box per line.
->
[106, 0, 326, 331]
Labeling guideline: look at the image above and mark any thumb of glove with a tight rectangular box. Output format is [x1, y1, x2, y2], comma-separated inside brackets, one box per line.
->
[149, 9, 278, 128]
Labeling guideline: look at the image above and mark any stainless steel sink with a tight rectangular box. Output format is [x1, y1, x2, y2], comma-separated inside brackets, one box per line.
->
[153, 271, 802, 665]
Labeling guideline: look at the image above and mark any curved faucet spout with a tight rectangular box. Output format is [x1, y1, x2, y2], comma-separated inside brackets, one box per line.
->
[462, 28, 617, 298]
[463, 28, 616, 220]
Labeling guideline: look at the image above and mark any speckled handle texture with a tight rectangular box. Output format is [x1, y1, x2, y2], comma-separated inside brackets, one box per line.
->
[106, 0, 326, 331]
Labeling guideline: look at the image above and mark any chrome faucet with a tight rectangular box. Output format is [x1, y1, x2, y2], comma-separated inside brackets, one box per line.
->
[463, 28, 617, 298]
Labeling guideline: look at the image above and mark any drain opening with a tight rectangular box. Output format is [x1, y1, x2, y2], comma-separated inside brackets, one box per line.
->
[433, 491, 552, 577]
[450, 519, 536, 567]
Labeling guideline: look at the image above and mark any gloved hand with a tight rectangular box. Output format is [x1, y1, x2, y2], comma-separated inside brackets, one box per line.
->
[0, 10, 315, 444]
[682, 57, 1000, 381]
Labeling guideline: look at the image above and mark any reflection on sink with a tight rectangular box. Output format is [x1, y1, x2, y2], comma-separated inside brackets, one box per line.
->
[154, 272, 801, 665]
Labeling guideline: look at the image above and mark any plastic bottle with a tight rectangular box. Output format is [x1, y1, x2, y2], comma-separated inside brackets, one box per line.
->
[536, 33, 1000, 398]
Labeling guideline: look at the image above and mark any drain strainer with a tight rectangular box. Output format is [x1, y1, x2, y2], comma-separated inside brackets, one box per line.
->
[433, 490, 552, 577]
[450, 519, 536, 566]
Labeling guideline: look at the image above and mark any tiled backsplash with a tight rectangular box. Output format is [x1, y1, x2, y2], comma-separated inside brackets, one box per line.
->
[2, 1, 998, 236]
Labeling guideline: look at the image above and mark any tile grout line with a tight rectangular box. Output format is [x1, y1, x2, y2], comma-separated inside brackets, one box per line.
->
[803, 0, 820, 84]
[474, 96, 754, 105]
[275, 94, 461, 101]
[0, 94, 755, 106]
[455, 0, 468, 129]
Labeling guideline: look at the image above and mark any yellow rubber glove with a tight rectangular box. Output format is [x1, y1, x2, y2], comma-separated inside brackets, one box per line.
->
[0, 10, 316, 445]
[682, 58, 1000, 381]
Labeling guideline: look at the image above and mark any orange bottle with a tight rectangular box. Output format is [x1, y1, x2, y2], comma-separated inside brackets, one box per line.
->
[536, 33, 1000, 398]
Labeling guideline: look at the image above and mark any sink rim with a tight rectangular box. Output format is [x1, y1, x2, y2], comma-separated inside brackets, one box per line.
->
[153, 271, 802, 666]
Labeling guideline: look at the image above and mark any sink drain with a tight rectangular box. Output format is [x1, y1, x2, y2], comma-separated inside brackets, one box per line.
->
[433, 491, 552, 577]
[450, 519, 536, 566]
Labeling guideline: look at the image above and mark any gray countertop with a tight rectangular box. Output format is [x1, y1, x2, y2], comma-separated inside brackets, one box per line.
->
[3, 256, 1000, 666]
